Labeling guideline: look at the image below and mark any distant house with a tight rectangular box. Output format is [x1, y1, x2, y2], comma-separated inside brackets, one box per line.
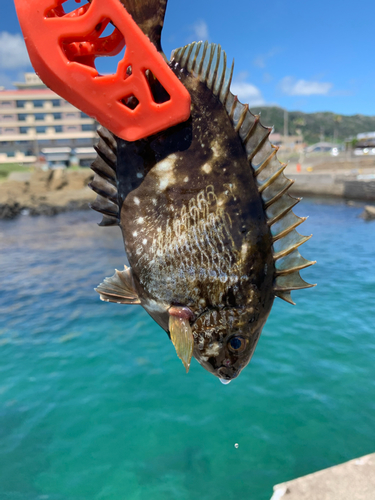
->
[269, 133, 304, 152]
[352, 132, 375, 156]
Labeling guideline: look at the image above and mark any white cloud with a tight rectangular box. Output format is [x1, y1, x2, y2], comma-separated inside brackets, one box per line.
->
[280, 76, 333, 96]
[0, 32, 31, 69]
[187, 19, 209, 42]
[253, 48, 282, 69]
[231, 79, 265, 107]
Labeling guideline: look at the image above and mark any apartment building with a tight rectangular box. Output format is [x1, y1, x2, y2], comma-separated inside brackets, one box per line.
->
[0, 73, 97, 165]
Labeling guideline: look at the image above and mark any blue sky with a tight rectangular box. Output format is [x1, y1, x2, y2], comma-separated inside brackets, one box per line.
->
[1, 0, 374, 115]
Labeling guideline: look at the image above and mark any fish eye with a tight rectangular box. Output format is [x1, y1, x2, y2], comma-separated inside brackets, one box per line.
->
[228, 336, 247, 353]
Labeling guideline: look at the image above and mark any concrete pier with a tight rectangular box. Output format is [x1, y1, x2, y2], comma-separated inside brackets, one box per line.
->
[270, 453, 375, 500]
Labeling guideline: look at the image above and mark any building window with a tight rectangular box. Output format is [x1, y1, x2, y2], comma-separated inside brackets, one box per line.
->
[82, 124, 94, 131]
[80, 112, 89, 118]
[20, 127, 28, 134]
[76, 138, 93, 145]
[16, 100, 27, 108]
[53, 113, 61, 120]
[36, 126, 46, 133]
[35, 113, 45, 120]
[0, 101, 13, 108]
[18, 114, 28, 121]
[2, 115, 14, 120]
[65, 113, 78, 118]
[4, 128, 16, 134]
[52, 100, 61, 107]
[33, 100, 44, 108]
[7, 151, 15, 157]
[55, 126, 62, 132]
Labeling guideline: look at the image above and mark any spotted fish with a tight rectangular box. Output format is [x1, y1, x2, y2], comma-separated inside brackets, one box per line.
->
[90, 0, 315, 383]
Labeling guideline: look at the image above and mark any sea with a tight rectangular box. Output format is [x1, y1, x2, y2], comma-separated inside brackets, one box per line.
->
[0, 198, 374, 500]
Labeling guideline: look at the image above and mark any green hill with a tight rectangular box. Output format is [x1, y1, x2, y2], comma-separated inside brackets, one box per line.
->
[249, 106, 375, 145]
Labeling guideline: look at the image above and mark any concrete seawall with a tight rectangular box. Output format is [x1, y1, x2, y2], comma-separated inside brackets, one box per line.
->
[289, 172, 375, 201]
[270, 452, 375, 500]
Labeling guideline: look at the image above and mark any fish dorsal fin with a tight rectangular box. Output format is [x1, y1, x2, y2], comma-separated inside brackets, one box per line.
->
[95, 265, 141, 304]
[171, 42, 315, 304]
[89, 127, 119, 227]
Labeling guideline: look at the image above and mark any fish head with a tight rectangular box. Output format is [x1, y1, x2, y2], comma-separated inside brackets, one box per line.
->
[191, 307, 266, 383]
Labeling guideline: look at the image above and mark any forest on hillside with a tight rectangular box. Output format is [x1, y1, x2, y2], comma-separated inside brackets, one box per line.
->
[249, 106, 375, 145]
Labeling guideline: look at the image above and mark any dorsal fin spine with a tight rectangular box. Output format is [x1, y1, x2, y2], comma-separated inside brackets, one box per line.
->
[197, 41, 208, 76]
[212, 45, 222, 90]
[170, 41, 315, 302]
[215, 50, 226, 97]
[264, 180, 294, 209]
[254, 147, 278, 177]
[258, 165, 287, 194]
[272, 217, 307, 242]
[267, 197, 300, 226]
[191, 41, 202, 72]
[235, 104, 249, 133]
[247, 130, 271, 162]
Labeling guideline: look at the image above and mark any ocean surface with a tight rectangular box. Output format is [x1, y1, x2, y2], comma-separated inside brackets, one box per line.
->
[0, 198, 374, 500]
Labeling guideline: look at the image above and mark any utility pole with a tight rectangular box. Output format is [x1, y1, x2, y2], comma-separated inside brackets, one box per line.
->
[283, 109, 288, 138]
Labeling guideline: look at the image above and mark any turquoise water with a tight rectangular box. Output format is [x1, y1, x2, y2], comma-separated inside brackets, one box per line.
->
[0, 199, 374, 500]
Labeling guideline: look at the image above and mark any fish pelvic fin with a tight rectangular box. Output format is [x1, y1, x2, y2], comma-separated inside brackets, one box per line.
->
[95, 266, 141, 305]
[171, 42, 315, 304]
[168, 309, 194, 373]
[119, 0, 168, 52]
[89, 127, 119, 227]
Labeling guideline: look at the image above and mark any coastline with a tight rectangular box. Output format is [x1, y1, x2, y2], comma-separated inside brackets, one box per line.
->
[285, 155, 375, 202]
[0, 168, 95, 219]
[1, 156, 375, 220]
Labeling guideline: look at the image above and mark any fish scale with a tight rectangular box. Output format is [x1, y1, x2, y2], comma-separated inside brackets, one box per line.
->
[91, 0, 315, 381]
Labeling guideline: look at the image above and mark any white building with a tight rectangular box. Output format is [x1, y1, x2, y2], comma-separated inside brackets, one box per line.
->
[0, 73, 98, 166]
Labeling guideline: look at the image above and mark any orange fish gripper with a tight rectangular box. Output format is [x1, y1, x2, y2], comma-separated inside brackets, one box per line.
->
[14, 0, 191, 141]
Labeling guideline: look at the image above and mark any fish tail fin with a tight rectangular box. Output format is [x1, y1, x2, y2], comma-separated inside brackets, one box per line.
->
[119, 0, 168, 52]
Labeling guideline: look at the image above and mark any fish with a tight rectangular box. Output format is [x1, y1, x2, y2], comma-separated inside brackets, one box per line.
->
[90, 0, 316, 383]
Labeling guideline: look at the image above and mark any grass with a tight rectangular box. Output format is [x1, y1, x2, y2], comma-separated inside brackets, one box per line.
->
[0, 163, 32, 179]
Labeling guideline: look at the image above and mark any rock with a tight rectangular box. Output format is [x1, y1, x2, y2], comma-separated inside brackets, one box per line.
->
[0, 203, 23, 219]
[360, 205, 375, 220]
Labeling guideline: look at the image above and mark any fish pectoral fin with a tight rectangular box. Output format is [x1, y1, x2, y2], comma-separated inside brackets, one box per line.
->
[95, 266, 141, 305]
[169, 313, 194, 373]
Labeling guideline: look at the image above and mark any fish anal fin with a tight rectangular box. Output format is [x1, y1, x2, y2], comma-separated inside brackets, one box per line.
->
[90, 127, 119, 227]
[168, 310, 194, 373]
[95, 266, 141, 305]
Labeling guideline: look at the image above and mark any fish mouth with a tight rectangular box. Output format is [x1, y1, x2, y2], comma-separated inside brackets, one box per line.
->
[217, 366, 240, 381]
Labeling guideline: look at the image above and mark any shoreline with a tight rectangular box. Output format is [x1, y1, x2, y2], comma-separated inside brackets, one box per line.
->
[0, 168, 95, 220]
[1, 159, 375, 220]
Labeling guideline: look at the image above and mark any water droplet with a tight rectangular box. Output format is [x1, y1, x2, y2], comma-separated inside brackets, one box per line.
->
[234, 443, 239, 449]
[220, 378, 231, 385]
